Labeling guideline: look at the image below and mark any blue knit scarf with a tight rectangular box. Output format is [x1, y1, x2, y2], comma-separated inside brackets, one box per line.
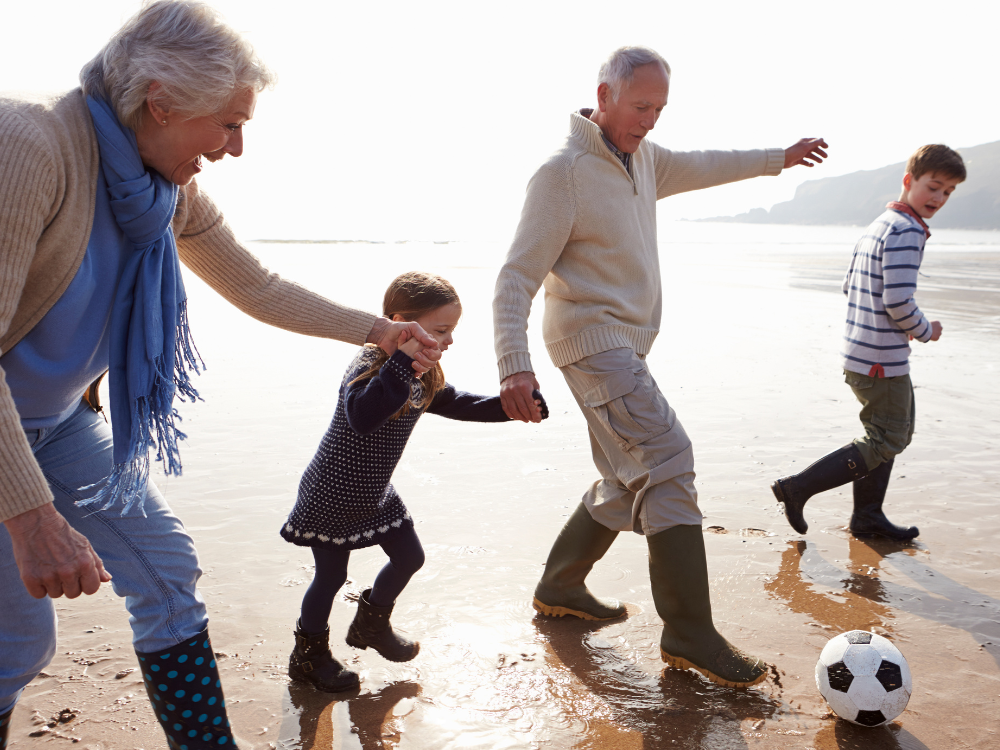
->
[80, 96, 203, 515]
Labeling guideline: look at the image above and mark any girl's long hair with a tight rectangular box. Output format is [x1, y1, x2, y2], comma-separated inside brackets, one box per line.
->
[350, 272, 459, 419]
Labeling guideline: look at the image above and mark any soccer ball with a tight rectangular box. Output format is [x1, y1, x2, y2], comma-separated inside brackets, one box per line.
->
[815, 630, 912, 727]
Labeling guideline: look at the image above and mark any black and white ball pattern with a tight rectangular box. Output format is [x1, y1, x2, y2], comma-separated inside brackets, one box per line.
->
[816, 630, 912, 726]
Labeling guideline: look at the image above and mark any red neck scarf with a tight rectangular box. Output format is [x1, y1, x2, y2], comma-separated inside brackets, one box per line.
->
[886, 201, 930, 238]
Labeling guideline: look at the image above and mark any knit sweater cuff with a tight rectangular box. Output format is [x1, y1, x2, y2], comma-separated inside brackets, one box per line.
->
[914, 316, 934, 343]
[764, 148, 785, 176]
[366, 317, 391, 346]
[0, 414, 54, 523]
[383, 350, 416, 384]
[497, 351, 534, 382]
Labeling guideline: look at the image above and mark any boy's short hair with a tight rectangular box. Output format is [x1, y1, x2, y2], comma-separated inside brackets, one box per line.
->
[906, 144, 967, 182]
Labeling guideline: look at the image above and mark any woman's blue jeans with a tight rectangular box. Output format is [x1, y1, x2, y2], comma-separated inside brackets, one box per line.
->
[0, 402, 208, 714]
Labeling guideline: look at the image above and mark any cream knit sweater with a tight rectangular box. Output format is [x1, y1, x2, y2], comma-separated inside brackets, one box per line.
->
[493, 111, 785, 381]
[0, 90, 380, 522]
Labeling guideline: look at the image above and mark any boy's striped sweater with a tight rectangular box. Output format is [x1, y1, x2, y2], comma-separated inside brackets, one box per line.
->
[841, 207, 933, 377]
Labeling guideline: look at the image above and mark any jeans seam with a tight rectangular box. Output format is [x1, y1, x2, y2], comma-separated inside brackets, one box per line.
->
[44, 473, 181, 645]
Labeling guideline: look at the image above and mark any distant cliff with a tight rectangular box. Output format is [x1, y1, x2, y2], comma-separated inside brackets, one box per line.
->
[701, 140, 1000, 230]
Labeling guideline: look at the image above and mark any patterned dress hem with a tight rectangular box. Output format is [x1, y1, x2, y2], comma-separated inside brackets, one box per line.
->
[280, 513, 415, 551]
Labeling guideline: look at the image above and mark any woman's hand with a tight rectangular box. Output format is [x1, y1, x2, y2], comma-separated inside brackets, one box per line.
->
[370, 319, 441, 374]
[4, 503, 111, 599]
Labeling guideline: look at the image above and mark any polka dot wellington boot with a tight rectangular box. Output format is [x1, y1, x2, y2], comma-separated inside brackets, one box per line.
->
[0, 705, 12, 749]
[136, 628, 237, 748]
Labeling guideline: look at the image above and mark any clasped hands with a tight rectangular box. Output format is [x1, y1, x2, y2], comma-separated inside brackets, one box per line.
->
[372, 319, 441, 373]
[500, 371, 545, 423]
[380, 322, 546, 421]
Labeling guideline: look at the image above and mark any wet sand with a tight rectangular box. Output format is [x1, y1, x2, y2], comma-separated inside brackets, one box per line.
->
[9, 224, 1000, 749]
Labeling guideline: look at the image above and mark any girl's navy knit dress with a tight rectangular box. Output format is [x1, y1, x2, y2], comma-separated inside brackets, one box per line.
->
[281, 346, 529, 551]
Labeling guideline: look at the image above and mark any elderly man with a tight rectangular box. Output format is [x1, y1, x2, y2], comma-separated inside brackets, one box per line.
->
[493, 46, 828, 688]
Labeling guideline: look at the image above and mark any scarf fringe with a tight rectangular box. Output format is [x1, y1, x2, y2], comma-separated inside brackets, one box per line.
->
[77, 302, 203, 516]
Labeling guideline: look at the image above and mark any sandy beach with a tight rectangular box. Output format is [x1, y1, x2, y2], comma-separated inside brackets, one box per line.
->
[7, 222, 1000, 749]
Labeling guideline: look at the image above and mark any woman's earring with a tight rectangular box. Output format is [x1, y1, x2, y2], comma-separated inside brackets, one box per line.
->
[161, 119, 167, 125]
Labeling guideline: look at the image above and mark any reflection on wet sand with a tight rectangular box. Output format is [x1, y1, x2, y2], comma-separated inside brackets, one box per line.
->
[766, 539, 897, 636]
[812, 719, 931, 750]
[767, 537, 1000, 668]
[766, 535, 1000, 748]
[533, 609, 781, 749]
[278, 680, 420, 749]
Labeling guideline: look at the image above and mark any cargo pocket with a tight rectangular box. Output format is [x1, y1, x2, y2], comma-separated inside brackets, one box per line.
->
[869, 411, 912, 456]
[582, 369, 669, 450]
[844, 371, 875, 390]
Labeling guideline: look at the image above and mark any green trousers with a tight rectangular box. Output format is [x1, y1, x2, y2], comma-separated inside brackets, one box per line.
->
[845, 370, 915, 471]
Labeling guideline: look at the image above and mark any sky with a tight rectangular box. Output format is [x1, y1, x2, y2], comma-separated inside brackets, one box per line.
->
[3, 0, 998, 241]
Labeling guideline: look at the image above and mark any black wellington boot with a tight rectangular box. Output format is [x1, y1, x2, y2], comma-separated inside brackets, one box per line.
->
[771, 444, 868, 534]
[1, 705, 12, 750]
[346, 588, 419, 662]
[288, 620, 360, 692]
[648, 525, 768, 688]
[849, 459, 919, 541]
[533, 502, 626, 620]
[136, 628, 237, 749]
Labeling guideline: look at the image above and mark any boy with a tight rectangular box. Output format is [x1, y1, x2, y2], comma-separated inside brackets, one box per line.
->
[771, 144, 966, 541]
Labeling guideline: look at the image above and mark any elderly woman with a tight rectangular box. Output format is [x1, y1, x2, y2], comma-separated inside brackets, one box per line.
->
[0, 2, 436, 747]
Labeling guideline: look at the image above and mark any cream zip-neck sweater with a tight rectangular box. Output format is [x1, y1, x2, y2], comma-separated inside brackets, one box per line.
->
[0, 90, 380, 522]
[493, 110, 784, 381]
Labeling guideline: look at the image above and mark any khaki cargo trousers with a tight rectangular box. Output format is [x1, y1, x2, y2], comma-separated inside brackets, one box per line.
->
[844, 370, 916, 471]
[560, 348, 704, 536]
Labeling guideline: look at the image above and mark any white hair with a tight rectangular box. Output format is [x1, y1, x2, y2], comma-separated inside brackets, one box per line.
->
[597, 46, 671, 102]
[80, 0, 276, 130]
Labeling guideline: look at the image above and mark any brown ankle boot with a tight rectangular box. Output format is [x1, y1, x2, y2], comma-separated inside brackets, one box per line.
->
[345, 589, 419, 662]
[289, 620, 360, 692]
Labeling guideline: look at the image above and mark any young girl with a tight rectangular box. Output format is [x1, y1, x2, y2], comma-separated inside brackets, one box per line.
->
[280, 272, 547, 692]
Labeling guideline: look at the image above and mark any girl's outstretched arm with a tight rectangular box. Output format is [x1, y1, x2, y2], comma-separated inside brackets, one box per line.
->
[344, 351, 415, 435]
[428, 386, 548, 423]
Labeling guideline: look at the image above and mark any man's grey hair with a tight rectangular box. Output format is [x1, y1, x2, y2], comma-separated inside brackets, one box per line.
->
[80, 0, 276, 130]
[597, 46, 671, 102]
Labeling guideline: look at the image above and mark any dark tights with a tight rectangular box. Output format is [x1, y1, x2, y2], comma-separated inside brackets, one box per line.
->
[299, 524, 425, 634]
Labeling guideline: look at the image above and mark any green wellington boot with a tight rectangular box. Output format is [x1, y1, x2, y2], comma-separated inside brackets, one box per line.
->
[648, 525, 768, 688]
[533, 503, 626, 620]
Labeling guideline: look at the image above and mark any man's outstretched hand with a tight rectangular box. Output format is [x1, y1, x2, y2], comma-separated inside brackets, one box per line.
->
[501, 371, 543, 423]
[784, 138, 829, 169]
